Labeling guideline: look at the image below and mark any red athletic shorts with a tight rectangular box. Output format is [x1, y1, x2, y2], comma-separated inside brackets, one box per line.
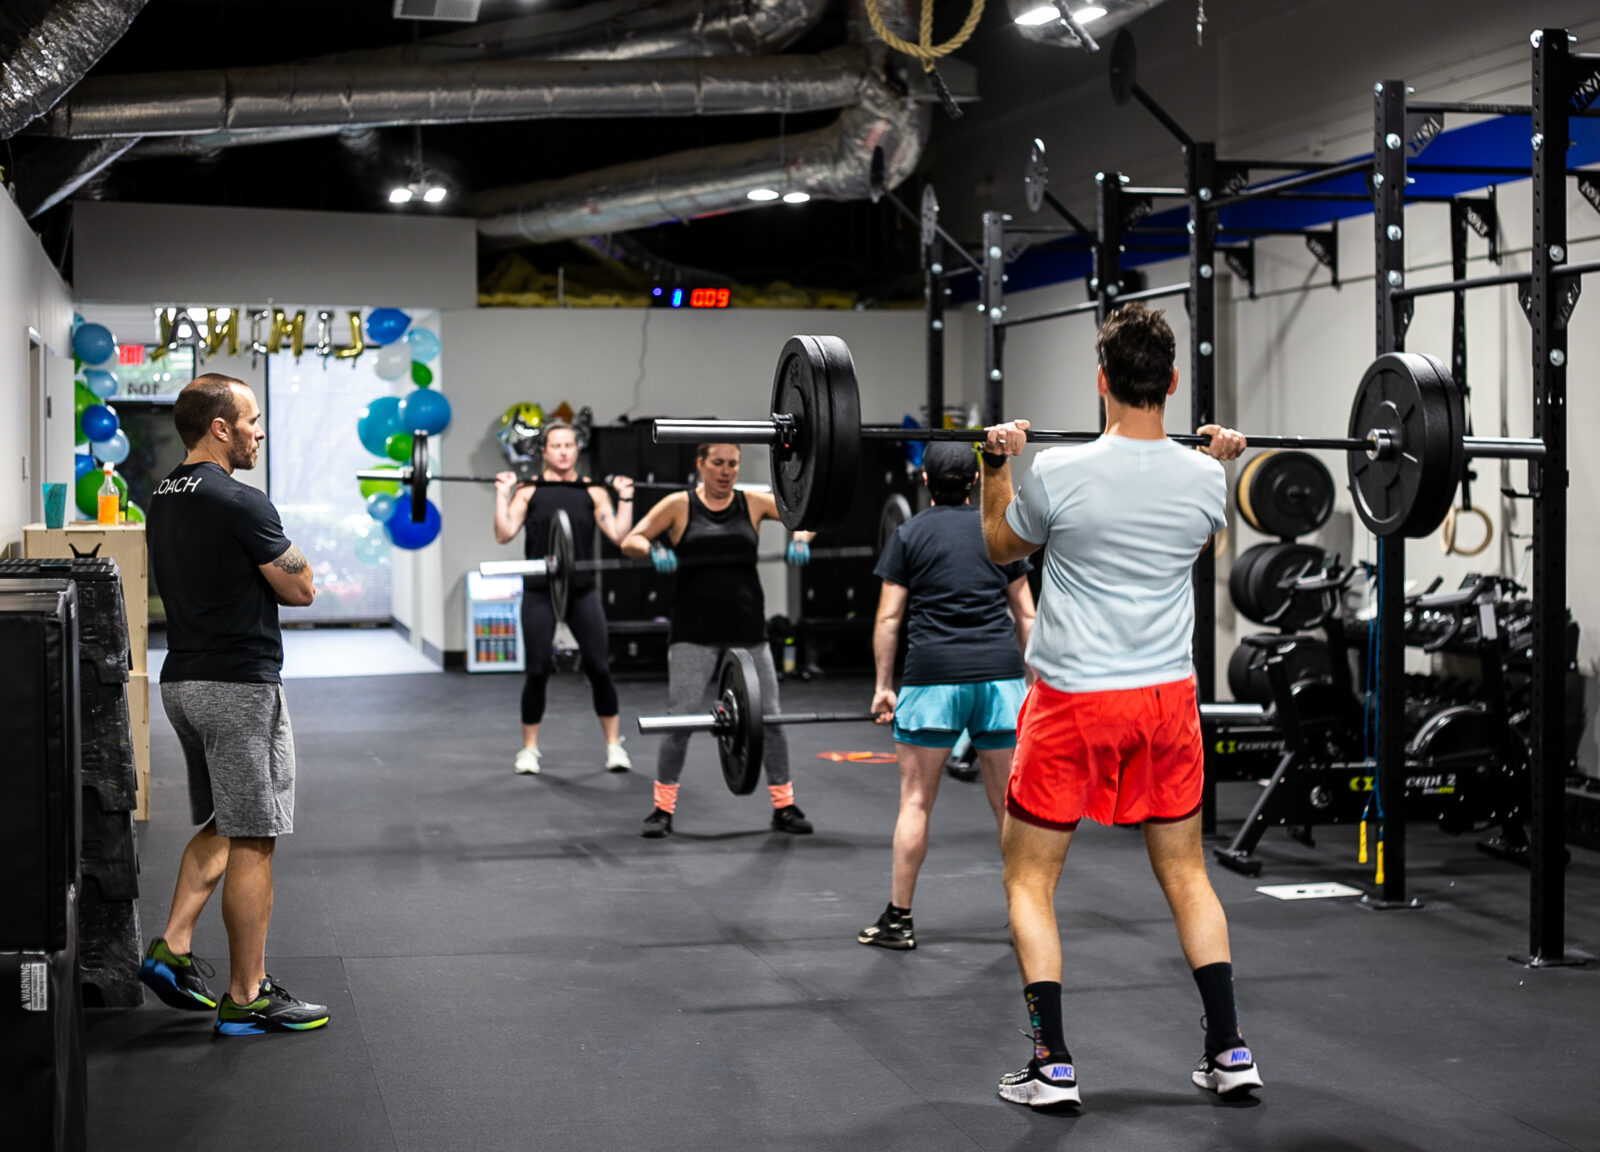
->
[1005, 676, 1204, 830]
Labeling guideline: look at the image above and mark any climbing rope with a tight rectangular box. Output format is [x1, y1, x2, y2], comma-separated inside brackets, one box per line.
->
[864, 0, 985, 73]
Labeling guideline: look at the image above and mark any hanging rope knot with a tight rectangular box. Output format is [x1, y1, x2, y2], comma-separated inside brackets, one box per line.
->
[865, 0, 985, 73]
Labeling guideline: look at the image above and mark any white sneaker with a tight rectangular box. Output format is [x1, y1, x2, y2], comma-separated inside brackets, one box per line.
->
[604, 741, 632, 772]
[513, 747, 542, 775]
[1192, 1043, 1263, 1096]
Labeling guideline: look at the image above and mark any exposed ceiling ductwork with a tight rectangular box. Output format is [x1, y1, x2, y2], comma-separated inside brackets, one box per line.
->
[34, 47, 875, 139]
[470, 74, 925, 246]
[0, 0, 149, 139]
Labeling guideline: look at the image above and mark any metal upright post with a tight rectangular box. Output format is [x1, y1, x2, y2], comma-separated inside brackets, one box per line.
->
[1095, 172, 1125, 326]
[1368, 79, 1419, 910]
[1523, 28, 1578, 966]
[1189, 142, 1220, 832]
[924, 231, 946, 431]
[982, 210, 1007, 425]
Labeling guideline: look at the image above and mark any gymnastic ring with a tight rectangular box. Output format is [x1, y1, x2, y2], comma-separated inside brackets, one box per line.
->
[1439, 505, 1492, 557]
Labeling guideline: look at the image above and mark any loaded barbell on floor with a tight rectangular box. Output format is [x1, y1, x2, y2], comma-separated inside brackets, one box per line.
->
[635, 648, 884, 795]
[355, 429, 776, 523]
[479, 494, 913, 622]
[650, 335, 1546, 539]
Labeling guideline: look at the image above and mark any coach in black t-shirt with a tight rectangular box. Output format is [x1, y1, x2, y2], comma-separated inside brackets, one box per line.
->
[856, 441, 1036, 952]
[138, 373, 330, 1036]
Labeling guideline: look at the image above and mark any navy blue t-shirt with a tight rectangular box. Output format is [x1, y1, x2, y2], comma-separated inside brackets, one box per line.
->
[147, 462, 292, 683]
[874, 503, 1031, 686]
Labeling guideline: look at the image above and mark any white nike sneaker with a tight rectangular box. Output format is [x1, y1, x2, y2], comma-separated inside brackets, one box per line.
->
[513, 747, 542, 775]
[604, 741, 632, 772]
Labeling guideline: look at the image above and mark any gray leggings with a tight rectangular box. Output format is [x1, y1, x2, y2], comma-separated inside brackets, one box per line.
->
[655, 642, 790, 787]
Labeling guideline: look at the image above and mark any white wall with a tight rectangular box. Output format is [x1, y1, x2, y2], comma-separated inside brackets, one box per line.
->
[74, 202, 478, 309]
[434, 307, 934, 651]
[0, 195, 75, 555]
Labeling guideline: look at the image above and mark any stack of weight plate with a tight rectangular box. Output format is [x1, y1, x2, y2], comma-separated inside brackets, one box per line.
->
[1228, 452, 1338, 702]
[0, 559, 143, 1008]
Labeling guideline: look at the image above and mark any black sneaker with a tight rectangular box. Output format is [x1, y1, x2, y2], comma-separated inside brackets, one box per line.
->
[641, 808, 673, 838]
[138, 937, 217, 1011]
[998, 1056, 1081, 1109]
[1192, 1040, 1263, 1096]
[771, 804, 814, 834]
[857, 906, 915, 950]
[214, 977, 330, 1036]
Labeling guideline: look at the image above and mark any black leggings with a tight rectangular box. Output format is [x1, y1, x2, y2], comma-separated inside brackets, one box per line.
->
[520, 585, 619, 724]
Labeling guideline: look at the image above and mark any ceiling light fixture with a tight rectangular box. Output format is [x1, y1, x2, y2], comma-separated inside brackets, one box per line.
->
[1016, 3, 1106, 25]
[783, 191, 811, 204]
[747, 188, 781, 201]
[389, 126, 449, 208]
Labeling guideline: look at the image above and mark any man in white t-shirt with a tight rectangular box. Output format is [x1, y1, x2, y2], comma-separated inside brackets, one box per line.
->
[978, 303, 1261, 1109]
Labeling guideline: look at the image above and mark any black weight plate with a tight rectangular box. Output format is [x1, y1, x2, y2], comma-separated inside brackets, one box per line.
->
[1109, 29, 1137, 106]
[1235, 542, 1328, 629]
[770, 335, 861, 532]
[716, 647, 764, 795]
[1024, 138, 1048, 213]
[1227, 542, 1272, 620]
[546, 509, 574, 623]
[1238, 450, 1335, 539]
[920, 185, 940, 250]
[877, 493, 912, 554]
[1347, 352, 1464, 537]
[410, 429, 428, 522]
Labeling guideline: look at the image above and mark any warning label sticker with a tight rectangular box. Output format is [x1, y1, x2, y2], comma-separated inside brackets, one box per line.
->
[21, 960, 48, 1012]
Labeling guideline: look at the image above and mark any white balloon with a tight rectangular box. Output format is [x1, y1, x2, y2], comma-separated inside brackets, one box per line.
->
[374, 342, 411, 380]
[94, 429, 131, 465]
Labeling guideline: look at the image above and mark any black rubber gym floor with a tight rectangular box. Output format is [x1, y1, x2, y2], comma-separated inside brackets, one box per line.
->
[90, 662, 1600, 1151]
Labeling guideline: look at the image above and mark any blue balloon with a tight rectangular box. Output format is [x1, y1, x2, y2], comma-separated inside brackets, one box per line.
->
[84, 368, 119, 399]
[73, 323, 116, 366]
[365, 308, 412, 347]
[366, 492, 395, 522]
[386, 493, 442, 550]
[81, 403, 120, 443]
[72, 313, 85, 332]
[404, 326, 440, 363]
[74, 452, 96, 481]
[357, 395, 403, 456]
[397, 387, 451, 436]
[94, 429, 131, 466]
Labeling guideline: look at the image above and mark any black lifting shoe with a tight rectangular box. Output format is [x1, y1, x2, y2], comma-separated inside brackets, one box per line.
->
[771, 804, 814, 835]
[857, 905, 916, 950]
[640, 808, 673, 838]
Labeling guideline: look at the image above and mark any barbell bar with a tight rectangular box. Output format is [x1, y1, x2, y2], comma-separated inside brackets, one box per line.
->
[649, 335, 1545, 540]
[633, 648, 886, 794]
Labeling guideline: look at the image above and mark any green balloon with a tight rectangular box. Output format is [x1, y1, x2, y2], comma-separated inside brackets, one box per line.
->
[125, 501, 146, 524]
[359, 463, 401, 499]
[75, 468, 127, 517]
[411, 360, 433, 387]
[75, 381, 96, 446]
[384, 432, 414, 463]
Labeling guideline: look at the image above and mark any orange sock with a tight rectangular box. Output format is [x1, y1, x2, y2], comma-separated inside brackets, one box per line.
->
[653, 781, 679, 814]
[768, 782, 795, 809]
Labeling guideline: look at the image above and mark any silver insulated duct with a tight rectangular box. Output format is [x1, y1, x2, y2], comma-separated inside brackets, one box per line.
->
[470, 76, 924, 246]
[0, 0, 148, 139]
[36, 47, 874, 138]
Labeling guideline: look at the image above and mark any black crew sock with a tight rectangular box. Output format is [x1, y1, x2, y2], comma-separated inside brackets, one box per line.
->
[1023, 981, 1070, 1062]
[1192, 962, 1240, 1054]
[887, 903, 911, 919]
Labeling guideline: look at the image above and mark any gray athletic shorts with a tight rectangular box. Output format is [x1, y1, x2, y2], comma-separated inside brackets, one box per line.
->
[161, 680, 296, 838]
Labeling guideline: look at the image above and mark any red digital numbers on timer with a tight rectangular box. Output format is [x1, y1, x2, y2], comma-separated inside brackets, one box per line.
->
[689, 288, 731, 308]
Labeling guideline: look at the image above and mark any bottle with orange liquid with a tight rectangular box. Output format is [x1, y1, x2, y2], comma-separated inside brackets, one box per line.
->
[96, 464, 120, 525]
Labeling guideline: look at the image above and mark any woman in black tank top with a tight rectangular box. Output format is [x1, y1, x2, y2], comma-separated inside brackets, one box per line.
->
[620, 443, 819, 838]
[493, 421, 636, 776]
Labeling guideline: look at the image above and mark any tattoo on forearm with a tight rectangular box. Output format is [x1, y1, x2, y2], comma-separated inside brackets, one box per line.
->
[272, 545, 309, 574]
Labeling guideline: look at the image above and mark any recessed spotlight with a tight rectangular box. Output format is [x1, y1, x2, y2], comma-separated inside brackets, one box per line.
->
[747, 188, 781, 201]
[783, 191, 811, 204]
[389, 187, 414, 204]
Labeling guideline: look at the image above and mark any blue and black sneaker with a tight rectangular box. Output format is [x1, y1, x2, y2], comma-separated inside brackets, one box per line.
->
[139, 937, 217, 1011]
[214, 977, 331, 1036]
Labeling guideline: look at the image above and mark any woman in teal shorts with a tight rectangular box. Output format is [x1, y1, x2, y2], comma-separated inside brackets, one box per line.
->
[859, 441, 1035, 950]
